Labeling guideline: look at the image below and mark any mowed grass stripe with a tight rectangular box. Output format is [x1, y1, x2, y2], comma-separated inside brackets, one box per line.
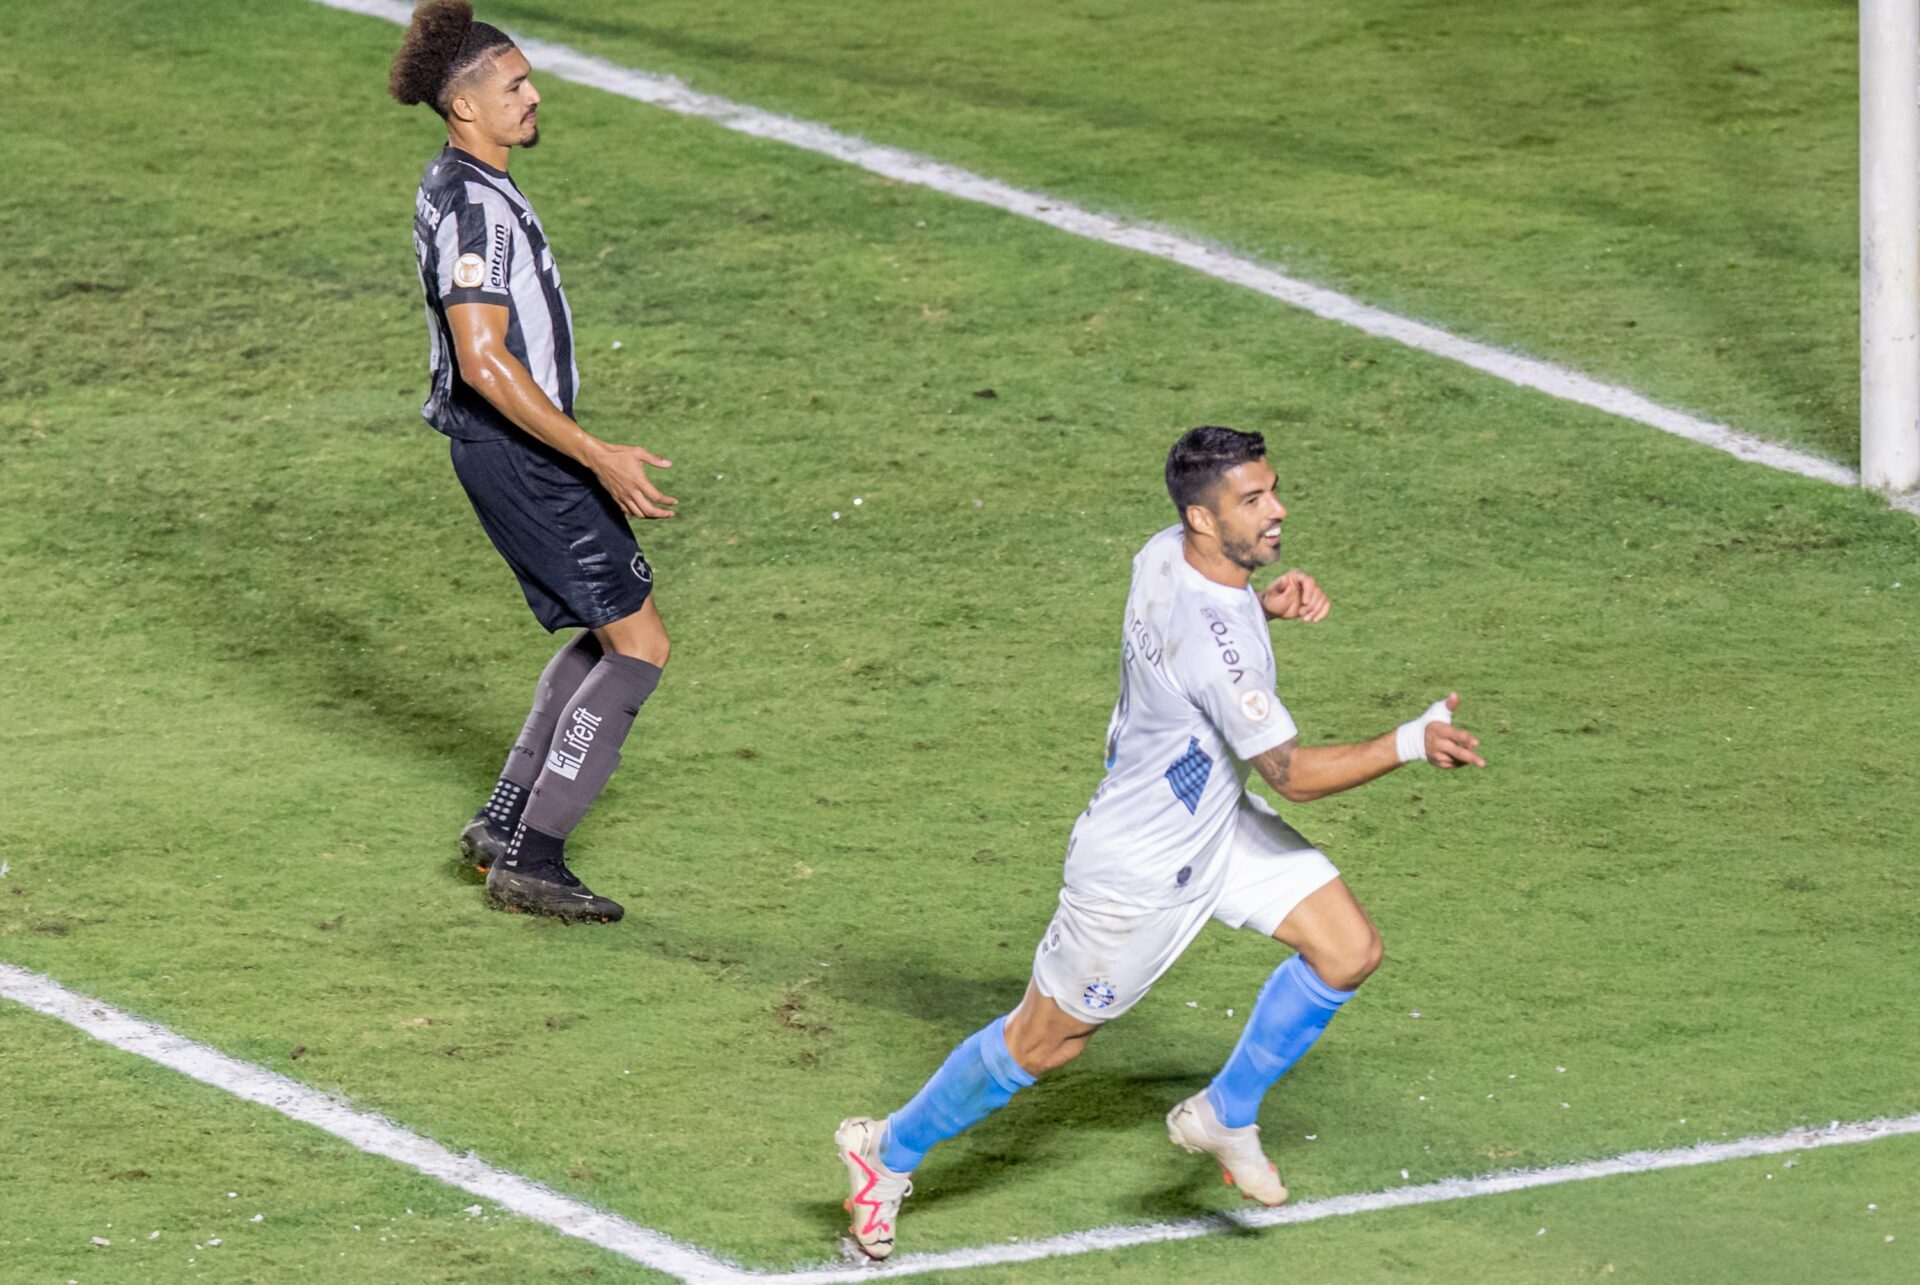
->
[10, 0, 1920, 1276]
[306, 0, 1905, 506]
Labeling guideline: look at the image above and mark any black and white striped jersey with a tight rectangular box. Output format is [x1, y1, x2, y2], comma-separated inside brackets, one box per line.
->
[411, 146, 579, 442]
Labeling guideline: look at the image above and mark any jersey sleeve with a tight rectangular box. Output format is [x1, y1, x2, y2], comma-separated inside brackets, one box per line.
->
[434, 188, 515, 307]
[1172, 605, 1298, 760]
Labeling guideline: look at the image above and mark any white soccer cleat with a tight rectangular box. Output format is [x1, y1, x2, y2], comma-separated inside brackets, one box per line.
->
[1166, 1090, 1289, 1206]
[835, 1116, 913, 1260]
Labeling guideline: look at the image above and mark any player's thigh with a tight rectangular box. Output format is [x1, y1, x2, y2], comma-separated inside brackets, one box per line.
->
[1030, 890, 1214, 1027]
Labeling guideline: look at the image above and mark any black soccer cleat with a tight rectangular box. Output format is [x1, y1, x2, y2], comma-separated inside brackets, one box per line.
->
[458, 815, 512, 873]
[484, 858, 625, 923]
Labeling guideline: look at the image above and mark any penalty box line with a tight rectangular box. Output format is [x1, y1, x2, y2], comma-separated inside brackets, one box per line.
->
[313, 0, 1920, 513]
[6, 960, 1920, 1283]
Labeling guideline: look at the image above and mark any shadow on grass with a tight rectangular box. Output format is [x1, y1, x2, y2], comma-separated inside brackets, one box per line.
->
[796, 1065, 1256, 1245]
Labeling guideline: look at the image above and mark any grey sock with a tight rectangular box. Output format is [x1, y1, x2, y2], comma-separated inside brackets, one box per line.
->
[521, 653, 663, 841]
[500, 631, 604, 790]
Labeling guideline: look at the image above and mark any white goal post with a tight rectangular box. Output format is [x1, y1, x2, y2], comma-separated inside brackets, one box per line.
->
[1863, 0, 1920, 492]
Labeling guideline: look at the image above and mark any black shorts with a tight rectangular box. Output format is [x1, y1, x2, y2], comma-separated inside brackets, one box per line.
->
[449, 436, 654, 632]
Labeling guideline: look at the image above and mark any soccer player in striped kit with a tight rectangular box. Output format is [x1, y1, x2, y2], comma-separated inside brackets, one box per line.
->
[390, 2, 675, 922]
[834, 427, 1487, 1258]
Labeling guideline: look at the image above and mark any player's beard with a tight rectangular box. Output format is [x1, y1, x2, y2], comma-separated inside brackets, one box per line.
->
[1220, 525, 1280, 571]
[522, 124, 541, 148]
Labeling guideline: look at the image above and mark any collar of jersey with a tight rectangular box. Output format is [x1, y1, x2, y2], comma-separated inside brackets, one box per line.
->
[445, 145, 512, 182]
[1173, 537, 1258, 605]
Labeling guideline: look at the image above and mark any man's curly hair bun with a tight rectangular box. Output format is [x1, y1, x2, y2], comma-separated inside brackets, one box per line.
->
[389, 1, 514, 115]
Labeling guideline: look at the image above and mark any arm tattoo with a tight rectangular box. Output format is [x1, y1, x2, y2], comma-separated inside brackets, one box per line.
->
[1254, 738, 1298, 794]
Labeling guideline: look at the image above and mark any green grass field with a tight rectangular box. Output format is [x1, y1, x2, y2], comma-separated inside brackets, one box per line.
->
[3, 1, 1916, 1280]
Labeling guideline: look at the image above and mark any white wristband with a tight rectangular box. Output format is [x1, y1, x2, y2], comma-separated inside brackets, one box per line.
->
[1395, 697, 1453, 764]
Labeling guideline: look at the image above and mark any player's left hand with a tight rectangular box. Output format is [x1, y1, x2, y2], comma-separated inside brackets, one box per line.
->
[1262, 570, 1329, 623]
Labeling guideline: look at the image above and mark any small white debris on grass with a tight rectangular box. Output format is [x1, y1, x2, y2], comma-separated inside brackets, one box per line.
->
[149, 1231, 160, 1240]
[1226, 1009, 1234, 1017]
[832, 511, 841, 520]
[972, 498, 983, 507]
[1869, 1204, 1878, 1211]
[1537, 1227, 1547, 1237]
[207, 1238, 222, 1247]
[1409, 1010, 1421, 1019]
[1185, 1001, 1198, 1008]
[1400, 1169, 1410, 1179]
[715, 473, 724, 480]
[1766, 1173, 1773, 1180]
[1562, 1102, 1571, 1109]
[1418, 1095, 1427, 1101]
[1556, 1066, 1566, 1073]
[853, 497, 864, 506]
[1887, 1235, 1897, 1244]
[250, 1214, 263, 1223]
[227, 1193, 236, 1199]
[464, 1205, 483, 1217]
[91, 1236, 111, 1247]
[611, 340, 623, 350]
[0, 861, 9, 877]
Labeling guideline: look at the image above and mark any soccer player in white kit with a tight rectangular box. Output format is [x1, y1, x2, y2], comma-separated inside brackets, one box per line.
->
[834, 427, 1486, 1259]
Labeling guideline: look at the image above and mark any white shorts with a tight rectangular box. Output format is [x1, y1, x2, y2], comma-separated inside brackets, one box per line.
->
[1032, 794, 1338, 1023]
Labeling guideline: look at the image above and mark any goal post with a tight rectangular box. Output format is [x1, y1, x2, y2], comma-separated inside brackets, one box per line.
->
[1862, 0, 1920, 493]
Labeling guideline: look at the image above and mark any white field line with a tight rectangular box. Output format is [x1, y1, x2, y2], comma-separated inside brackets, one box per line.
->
[313, 0, 1920, 513]
[7, 960, 1920, 1283]
[768, 1112, 1920, 1281]
[0, 962, 751, 1285]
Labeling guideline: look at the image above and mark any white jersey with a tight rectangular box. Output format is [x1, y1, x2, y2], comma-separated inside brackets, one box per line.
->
[1064, 525, 1299, 909]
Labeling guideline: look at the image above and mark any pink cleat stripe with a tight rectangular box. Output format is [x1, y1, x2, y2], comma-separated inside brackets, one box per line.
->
[847, 1149, 892, 1236]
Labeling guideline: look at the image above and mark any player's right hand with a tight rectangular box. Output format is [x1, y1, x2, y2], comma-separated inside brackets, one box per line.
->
[592, 443, 679, 519]
[1426, 692, 1486, 769]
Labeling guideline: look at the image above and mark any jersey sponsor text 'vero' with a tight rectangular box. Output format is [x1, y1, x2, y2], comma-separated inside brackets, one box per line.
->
[1065, 525, 1298, 908]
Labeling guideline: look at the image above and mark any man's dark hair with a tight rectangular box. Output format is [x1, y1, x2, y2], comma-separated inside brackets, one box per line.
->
[388, 1, 516, 118]
[1165, 425, 1267, 523]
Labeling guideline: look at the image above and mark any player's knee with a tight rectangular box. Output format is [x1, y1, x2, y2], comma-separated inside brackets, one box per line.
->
[596, 617, 669, 666]
[642, 628, 670, 668]
[1315, 927, 1383, 991]
[1017, 1034, 1087, 1077]
[1003, 1013, 1093, 1078]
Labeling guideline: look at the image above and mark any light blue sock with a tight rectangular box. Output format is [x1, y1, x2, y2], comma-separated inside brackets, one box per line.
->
[1206, 955, 1355, 1128]
[881, 1015, 1036, 1173]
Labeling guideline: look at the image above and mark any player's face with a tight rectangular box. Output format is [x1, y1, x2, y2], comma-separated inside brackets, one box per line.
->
[1207, 459, 1288, 571]
[473, 48, 542, 149]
